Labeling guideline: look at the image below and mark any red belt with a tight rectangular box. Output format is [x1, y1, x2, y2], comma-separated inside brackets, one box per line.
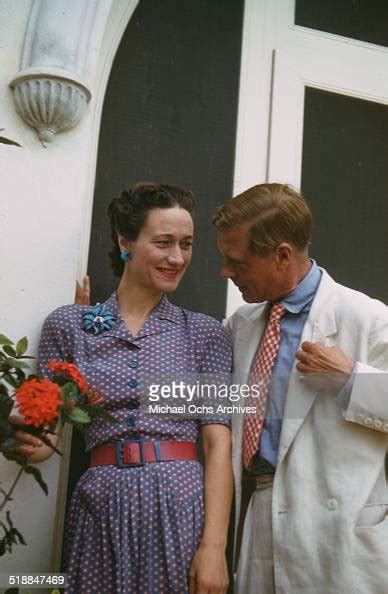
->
[90, 440, 198, 468]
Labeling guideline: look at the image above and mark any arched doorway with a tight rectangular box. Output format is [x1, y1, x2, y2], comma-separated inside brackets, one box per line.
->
[63, 0, 244, 586]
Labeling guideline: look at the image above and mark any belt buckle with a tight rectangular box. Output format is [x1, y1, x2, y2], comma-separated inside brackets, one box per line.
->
[116, 438, 144, 468]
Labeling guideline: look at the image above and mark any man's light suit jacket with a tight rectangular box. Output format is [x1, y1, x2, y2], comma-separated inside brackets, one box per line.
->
[227, 269, 388, 594]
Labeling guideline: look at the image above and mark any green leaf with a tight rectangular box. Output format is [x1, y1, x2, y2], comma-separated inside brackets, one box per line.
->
[3, 373, 19, 388]
[16, 336, 28, 356]
[23, 464, 49, 495]
[67, 407, 91, 424]
[14, 367, 27, 381]
[0, 334, 13, 346]
[5, 358, 30, 370]
[0, 135, 22, 147]
[0, 417, 13, 439]
[0, 511, 27, 557]
[87, 406, 119, 424]
[0, 387, 12, 402]
[3, 345, 16, 357]
[60, 381, 78, 401]
[0, 394, 13, 408]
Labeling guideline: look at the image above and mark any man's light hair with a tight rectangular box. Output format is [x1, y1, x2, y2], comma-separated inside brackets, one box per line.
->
[213, 183, 312, 254]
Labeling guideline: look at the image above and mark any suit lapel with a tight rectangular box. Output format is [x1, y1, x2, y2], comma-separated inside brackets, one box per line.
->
[278, 270, 338, 465]
[231, 305, 267, 483]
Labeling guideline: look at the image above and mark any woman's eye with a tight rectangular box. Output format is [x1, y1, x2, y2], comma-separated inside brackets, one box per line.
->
[155, 240, 170, 246]
[181, 242, 193, 250]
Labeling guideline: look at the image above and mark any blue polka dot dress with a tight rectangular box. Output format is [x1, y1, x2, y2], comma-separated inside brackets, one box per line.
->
[38, 293, 232, 594]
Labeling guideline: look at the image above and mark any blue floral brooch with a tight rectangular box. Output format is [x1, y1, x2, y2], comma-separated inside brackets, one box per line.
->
[82, 304, 116, 335]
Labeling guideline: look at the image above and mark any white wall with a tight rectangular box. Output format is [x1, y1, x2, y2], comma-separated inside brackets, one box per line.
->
[0, 0, 138, 578]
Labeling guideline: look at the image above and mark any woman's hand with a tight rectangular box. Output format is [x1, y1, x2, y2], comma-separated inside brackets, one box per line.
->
[6, 415, 57, 463]
[188, 542, 229, 594]
[75, 275, 91, 305]
[188, 424, 232, 593]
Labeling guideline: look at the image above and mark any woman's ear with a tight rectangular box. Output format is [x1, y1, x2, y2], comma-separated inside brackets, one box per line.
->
[118, 235, 134, 262]
[118, 235, 133, 252]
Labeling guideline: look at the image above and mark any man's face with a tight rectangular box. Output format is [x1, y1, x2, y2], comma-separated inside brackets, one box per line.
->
[217, 226, 282, 303]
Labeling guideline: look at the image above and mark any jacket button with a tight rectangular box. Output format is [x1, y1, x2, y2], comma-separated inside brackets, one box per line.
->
[383, 423, 388, 433]
[129, 360, 138, 368]
[355, 413, 363, 422]
[327, 498, 338, 511]
[374, 419, 382, 429]
[364, 417, 372, 426]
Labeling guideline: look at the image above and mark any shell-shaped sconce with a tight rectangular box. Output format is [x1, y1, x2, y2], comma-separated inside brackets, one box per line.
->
[12, 77, 91, 144]
[9, 0, 98, 144]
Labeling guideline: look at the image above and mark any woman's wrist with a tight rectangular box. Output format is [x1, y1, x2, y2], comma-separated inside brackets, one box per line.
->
[198, 537, 227, 551]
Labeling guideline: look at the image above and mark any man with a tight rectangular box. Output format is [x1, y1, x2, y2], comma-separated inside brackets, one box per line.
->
[213, 183, 388, 594]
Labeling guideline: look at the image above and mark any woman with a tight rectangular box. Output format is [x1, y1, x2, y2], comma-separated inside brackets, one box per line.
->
[35, 182, 232, 593]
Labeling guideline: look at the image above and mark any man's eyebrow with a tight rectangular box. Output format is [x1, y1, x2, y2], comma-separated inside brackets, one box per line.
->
[153, 233, 194, 239]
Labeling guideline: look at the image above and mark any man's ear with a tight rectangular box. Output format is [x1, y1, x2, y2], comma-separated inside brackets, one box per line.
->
[275, 242, 292, 268]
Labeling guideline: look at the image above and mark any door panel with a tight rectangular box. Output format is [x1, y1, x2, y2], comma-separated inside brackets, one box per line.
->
[302, 87, 388, 301]
[268, 44, 388, 186]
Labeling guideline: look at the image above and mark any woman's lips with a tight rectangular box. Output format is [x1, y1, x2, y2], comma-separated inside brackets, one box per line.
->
[157, 268, 180, 280]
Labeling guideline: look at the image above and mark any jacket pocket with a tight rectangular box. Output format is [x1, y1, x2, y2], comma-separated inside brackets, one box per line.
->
[354, 503, 388, 531]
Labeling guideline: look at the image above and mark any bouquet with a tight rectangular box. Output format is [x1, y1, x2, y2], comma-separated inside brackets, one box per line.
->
[0, 333, 116, 556]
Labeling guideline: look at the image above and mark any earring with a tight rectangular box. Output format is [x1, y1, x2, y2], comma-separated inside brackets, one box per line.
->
[120, 249, 133, 262]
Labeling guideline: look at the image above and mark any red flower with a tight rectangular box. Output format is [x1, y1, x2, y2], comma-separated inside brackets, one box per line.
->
[15, 378, 62, 427]
[47, 360, 89, 394]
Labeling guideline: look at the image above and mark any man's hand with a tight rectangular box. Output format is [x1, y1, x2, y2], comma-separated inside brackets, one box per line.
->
[188, 542, 229, 594]
[295, 341, 354, 390]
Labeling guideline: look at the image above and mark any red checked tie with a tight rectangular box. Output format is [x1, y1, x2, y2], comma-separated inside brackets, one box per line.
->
[243, 302, 286, 471]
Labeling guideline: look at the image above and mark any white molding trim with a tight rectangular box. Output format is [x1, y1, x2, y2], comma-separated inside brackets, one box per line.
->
[49, 0, 139, 570]
[226, 0, 275, 316]
[75, 0, 140, 279]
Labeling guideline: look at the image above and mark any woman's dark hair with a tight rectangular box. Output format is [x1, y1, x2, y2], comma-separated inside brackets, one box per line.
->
[108, 181, 195, 276]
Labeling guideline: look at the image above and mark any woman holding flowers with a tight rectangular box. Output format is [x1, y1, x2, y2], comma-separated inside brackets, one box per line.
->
[35, 182, 232, 594]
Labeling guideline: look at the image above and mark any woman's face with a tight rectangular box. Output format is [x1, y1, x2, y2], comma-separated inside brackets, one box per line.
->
[120, 207, 193, 294]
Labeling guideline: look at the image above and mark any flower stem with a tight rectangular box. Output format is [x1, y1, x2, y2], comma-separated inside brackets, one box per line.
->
[0, 466, 24, 513]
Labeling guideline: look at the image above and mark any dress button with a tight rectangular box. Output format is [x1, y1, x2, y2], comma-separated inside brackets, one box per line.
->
[128, 399, 140, 410]
[129, 360, 138, 368]
[364, 417, 372, 426]
[374, 418, 382, 429]
[327, 499, 338, 511]
[355, 413, 363, 422]
[383, 423, 388, 433]
[128, 378, 138, 388]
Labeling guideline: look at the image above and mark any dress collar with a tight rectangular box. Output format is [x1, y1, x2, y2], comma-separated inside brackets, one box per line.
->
[99, 292, 181, 342]
[104, 291, 181, 323]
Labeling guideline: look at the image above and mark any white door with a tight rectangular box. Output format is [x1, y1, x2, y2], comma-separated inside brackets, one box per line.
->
[228, 0, 388, 314]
